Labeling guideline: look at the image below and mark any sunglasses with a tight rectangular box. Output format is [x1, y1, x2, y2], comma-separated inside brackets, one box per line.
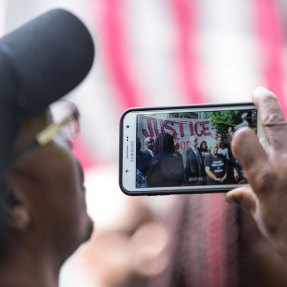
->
[11, 100, 80, 162]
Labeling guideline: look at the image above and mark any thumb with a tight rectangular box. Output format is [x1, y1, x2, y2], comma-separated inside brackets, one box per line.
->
[225, 186, 258, 214]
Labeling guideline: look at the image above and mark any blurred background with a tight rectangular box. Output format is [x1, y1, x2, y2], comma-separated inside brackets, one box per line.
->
[1, 0, 287, 286]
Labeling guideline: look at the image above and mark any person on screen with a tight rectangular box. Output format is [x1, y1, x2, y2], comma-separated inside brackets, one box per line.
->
[216, 135, 229, 160]
[199, 140, 209, 162]
[185, 136, 206, 185]
[173, 140, 185, 182]
[204, 144, 227, 184]
[144, 136, 155, 161]
[147, 133, 184, 187]
[173, 140, 184, 162]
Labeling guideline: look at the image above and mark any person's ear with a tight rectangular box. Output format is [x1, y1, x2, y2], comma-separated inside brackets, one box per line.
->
[5, 175, 31, 231]
[8, 204, 30, 231]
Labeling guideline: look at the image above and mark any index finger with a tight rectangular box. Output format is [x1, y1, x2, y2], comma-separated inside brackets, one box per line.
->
[253, 87, 287, 151]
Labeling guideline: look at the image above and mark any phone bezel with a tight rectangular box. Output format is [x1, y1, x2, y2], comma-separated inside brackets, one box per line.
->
[119, 102, 262, 196]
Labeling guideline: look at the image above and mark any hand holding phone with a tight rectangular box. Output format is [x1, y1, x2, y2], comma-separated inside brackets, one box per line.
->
[119, 103, 263, 195]
[225, 87, 287, 264]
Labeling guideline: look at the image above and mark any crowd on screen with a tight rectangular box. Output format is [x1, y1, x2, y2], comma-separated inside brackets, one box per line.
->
[136, 128, 246, 188]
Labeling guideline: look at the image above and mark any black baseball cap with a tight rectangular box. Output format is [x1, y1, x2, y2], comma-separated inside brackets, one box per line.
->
[0, 9, 95, 182]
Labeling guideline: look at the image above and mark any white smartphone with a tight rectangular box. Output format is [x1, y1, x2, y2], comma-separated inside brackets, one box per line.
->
[119, 103, 263, 195]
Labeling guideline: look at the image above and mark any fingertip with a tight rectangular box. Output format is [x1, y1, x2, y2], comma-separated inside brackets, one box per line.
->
[225, 187, 257, 213]
[225, 188, 247, 212]
[253, 86, 271, 97]
[252, 86, 277, 106]
[225, 187, 244, 203]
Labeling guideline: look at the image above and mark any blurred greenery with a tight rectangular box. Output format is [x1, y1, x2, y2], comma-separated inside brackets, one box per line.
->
[202, 110, 242, 133]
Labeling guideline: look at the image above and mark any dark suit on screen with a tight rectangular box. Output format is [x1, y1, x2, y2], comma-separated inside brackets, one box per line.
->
[185, 147, 205, 184]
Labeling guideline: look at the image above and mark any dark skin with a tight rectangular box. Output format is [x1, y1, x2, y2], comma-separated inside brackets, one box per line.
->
[0, 110, 93, 287]
[226, 87, 287, 286]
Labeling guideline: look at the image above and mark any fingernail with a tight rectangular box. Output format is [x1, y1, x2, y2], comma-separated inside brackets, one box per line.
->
[253, 86, 270, 96]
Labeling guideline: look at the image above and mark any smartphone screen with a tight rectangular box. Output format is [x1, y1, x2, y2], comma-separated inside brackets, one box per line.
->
[119, 103, 262, 195]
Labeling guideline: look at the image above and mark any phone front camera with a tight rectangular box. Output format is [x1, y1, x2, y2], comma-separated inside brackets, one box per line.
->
[125, 170, 129, 173]
[126, 125, 130, 128]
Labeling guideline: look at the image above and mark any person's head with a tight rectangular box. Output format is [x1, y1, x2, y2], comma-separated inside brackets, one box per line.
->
[216, 135, 223, 147]
[1, 102, 93, 265]
[210, 144, 218, 157]
[199, 141, 207, 152]
[154, 133, 174, 155]
[145, 137, 154, 151]
[174, 140, 180, 152]
[190, 136, 198, 147]
[0, 8, 95, 270]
